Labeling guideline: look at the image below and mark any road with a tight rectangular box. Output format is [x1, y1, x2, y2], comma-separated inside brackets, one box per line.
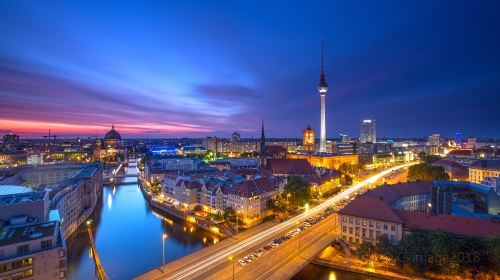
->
[136, 163, 414, 280]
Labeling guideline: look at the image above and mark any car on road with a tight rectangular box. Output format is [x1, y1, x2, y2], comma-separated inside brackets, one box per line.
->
[238, 259, 247, 266]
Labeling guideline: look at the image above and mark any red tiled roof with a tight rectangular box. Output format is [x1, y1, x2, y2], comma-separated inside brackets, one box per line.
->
[363, 181, 433, 205]
[228, 177, 278, 197]
[395, 210, 500, 238]
[266, 145, 287, 154]
[339, 196, 403, 223]
[266, 159, 315, 176]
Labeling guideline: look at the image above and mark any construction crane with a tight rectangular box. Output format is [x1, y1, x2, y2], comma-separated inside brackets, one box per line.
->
[42, 129, 59, 144]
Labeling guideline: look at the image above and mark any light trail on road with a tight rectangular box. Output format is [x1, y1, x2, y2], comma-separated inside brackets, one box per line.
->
[159, 163, 414, 280]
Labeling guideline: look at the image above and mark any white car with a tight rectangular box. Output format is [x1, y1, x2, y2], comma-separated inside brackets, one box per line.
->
[238, 259, 247, 266]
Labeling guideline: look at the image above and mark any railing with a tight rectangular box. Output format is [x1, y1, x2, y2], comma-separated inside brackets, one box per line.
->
[87, 227, 109, 280]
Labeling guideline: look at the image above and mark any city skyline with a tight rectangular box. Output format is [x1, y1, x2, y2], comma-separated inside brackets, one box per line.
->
[1, 1, 500, 139]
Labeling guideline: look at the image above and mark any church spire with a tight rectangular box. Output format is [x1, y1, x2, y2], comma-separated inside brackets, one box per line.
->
[260, 119, 266, 155]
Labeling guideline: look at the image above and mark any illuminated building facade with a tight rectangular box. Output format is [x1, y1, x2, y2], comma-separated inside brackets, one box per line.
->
[99, 125, 127, 162]
[302, 125, 315, 153]
[360, 119, 376, 143]
[287, 153, 358, 170]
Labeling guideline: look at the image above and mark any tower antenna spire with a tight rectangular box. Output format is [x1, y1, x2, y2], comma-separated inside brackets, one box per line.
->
[321, 39, 325, 82]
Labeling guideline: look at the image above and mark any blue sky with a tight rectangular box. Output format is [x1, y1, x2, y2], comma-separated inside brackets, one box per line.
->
[0, 0, 499, 138]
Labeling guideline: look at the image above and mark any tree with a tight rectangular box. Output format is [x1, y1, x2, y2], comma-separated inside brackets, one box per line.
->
[284, 176, 312, 206]
[356, 242, 376, 260]
[223, 207, 236, 222]
[267, 196, 287, 219]
[408, 164, 449, 181]
[485, 235, 500, 273]
[340, 174, 353, 186]
[193, 205, 203, 212]
[418, 152, 441, 164]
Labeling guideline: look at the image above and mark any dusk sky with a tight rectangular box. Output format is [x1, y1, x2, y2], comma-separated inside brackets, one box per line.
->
[1, 1, 499, 139]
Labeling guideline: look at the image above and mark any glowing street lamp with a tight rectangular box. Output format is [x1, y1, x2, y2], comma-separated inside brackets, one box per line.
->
[229, 256, 235, 280]
[304, 203, 310, 211]
[162, 234, 168, 273]
[236, 210, 241, 236]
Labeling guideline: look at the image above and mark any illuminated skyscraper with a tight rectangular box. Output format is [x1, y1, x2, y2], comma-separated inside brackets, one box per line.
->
[317, 40, 328, 153]
[360, 119, 376, 143]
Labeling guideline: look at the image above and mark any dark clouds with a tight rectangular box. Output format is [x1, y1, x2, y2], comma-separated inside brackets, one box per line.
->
[0, 0, 499, 138]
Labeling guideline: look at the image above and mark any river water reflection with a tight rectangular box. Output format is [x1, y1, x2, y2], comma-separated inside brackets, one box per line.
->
[67, 165, 217, 280]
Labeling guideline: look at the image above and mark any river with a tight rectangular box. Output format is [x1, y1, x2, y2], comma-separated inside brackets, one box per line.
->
[67, 164, 218, 280]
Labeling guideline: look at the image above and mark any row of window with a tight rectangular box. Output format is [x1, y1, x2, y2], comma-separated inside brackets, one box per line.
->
[342, 216, 396, 231]
[0, 258, 32, 273]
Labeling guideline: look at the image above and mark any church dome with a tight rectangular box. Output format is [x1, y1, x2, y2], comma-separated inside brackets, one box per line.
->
[104, 125, 121, 140]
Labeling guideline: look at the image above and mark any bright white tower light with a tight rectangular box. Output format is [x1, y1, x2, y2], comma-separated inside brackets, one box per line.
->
[317, 40, 328, 153]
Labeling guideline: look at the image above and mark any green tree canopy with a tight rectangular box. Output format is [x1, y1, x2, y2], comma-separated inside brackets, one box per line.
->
[418, 152, 441, 164]
[284, 176, 312, 206]
[223, 206, 236, 222]
[408, 163, 450, 181]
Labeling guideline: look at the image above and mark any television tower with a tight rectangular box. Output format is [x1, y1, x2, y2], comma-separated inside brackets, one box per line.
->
[317, 40, 329, 153]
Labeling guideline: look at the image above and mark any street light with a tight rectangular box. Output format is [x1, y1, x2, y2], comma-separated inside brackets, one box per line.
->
[236, 210, 241, 236]
[229, 256, 235, 280]
[162, 234, 168, 273]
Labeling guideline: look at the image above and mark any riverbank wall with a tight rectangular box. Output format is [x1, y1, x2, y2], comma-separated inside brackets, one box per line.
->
[138, 179, 227, 238]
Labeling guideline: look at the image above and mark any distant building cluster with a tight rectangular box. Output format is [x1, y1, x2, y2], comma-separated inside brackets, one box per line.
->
[143, 131, 342, 225]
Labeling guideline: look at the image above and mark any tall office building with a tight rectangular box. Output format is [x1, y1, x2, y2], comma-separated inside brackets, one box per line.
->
[360, 119, 376, 143]
[340, 134, 351, 143]
[317, 40, 329, 153]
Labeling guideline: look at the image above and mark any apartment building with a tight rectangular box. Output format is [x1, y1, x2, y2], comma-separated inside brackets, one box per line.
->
[0, 221, 67, 280]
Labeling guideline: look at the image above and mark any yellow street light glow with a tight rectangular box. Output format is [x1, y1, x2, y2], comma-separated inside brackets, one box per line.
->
[304, 203, 310, 210]
[228, 256, 233, 261]
[163, 234, 168, 239]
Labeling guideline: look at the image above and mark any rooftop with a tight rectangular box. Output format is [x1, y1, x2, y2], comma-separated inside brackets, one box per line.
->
[434, 180, 493, 193]
[228, 177, 278, 197]
[339, 195, 403, 224]
[0, 191, 46, 206]
[470, 159, 500, 171]
[266, 159, 315, 176]
[0, 185, 33, 196]
[395, 210, 500, 238]
[0, 221, 58, 246]
[363, 181, 433, 205]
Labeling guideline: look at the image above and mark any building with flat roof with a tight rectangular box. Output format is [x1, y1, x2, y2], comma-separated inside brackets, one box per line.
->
[0, 221, 67, 280]
[0, 191, 50, 225]
[469, 159, 500, 183]
[431, 180, 500, 217]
